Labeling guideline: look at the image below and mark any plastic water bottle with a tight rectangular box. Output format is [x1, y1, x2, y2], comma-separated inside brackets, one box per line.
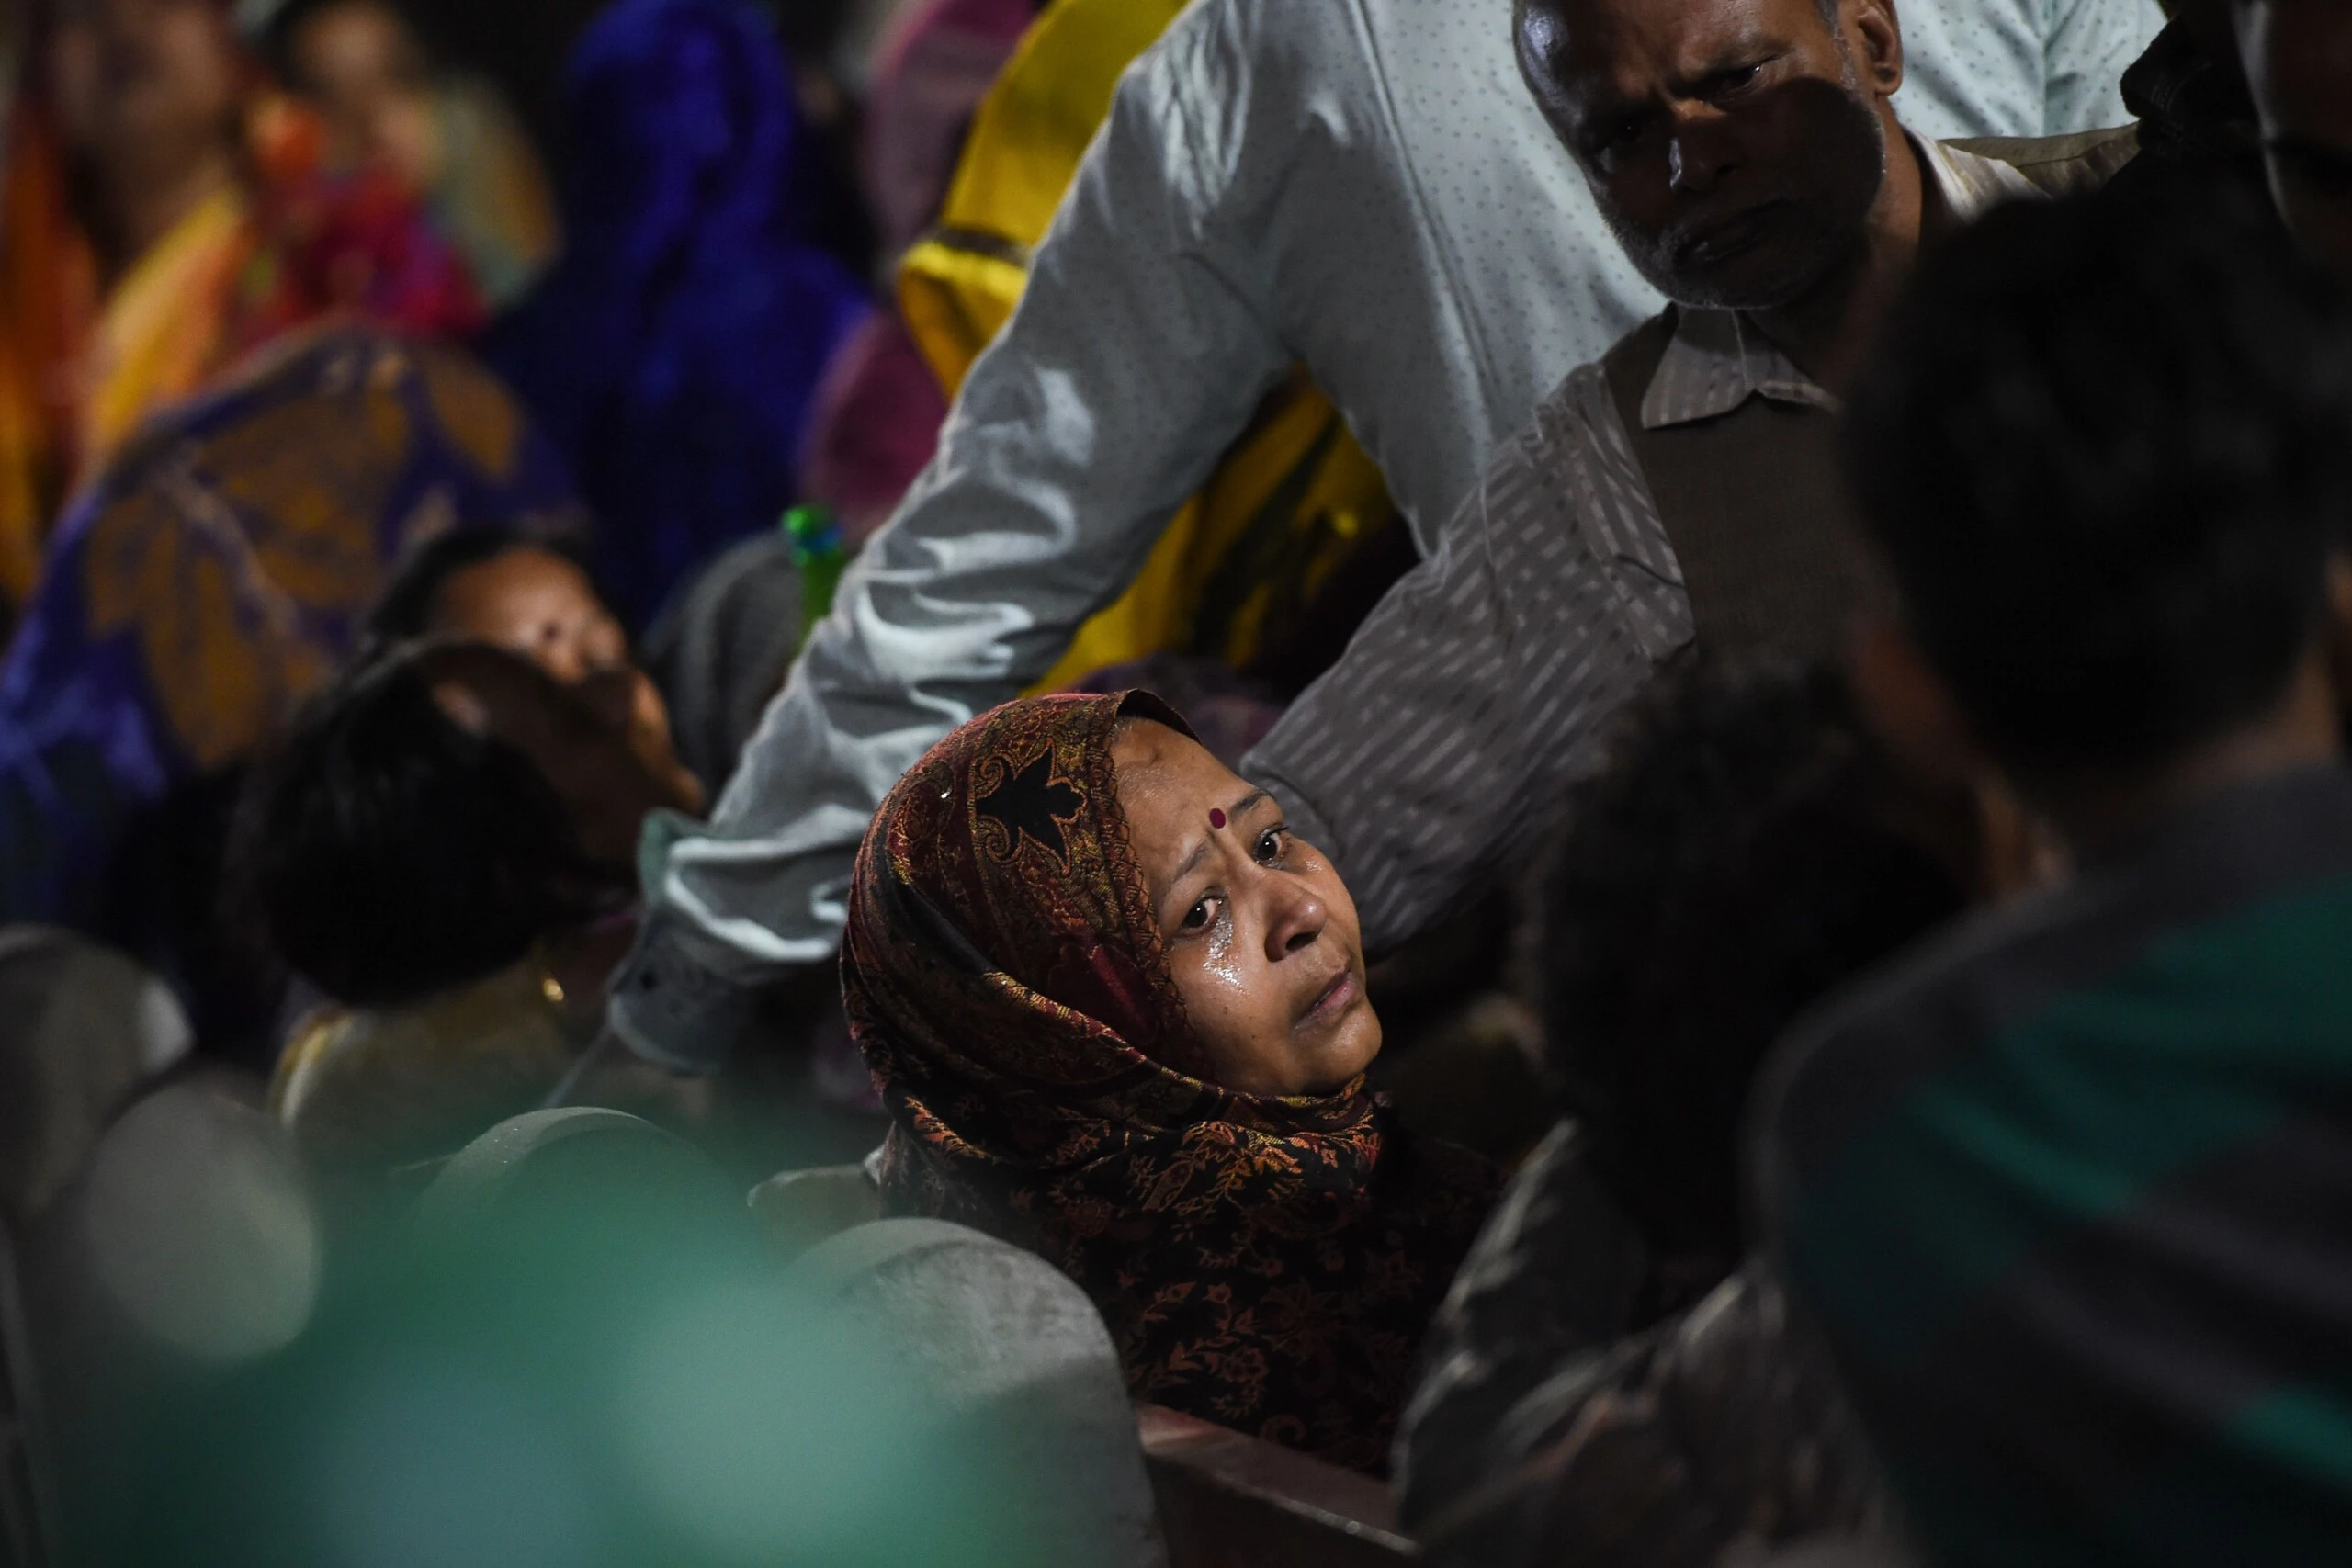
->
[783, 502, 845, 654]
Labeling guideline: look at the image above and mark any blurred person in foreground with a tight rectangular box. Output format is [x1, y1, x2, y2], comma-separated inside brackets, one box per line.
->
[486, 0, 869, 630]
[0, 331, 577, 1060]
[243, 637, 701, 1177]
[844, 692, 1498, 1472]
[1396, 660, 2041, 1567]
[1759, 188, 2352, 1566]
[0, 0, 483, 617]
[264, 0, 560, 310]
[606, 0, 2163, 1073]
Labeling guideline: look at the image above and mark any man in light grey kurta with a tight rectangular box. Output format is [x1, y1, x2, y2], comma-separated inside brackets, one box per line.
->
[609, 0, 2164, 1066]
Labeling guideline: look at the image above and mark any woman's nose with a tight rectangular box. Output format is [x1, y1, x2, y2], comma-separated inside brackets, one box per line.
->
[1262, 876, 1328, 962]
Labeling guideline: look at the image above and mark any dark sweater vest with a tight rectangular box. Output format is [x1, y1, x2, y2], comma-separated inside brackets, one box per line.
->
[1599, 307, 1872, 666]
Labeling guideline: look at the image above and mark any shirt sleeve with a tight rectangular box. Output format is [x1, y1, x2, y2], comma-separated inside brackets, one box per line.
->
[1395, 1122, 1648, 1537]
[2041, 0, 2165, 131]
[1243, 368, 1679, 956]
[606, 3, 1295, 1068]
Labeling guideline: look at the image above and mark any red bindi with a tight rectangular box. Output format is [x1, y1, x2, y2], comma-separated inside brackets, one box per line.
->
[1208, 807, 1227, 830]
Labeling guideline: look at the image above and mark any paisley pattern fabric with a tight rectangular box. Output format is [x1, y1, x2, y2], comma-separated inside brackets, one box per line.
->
[0, 328, 579, 931]
[843, 691, 1496, 1472]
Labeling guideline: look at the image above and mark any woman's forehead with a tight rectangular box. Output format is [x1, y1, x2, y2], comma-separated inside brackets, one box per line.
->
[1112, 721, 1237, 803]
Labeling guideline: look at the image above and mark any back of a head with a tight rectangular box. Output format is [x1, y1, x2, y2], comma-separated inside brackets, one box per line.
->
[1849, 184, 2352, 773]
[1544, 662, 1969, 1280]
[236, 650, 599, 1009]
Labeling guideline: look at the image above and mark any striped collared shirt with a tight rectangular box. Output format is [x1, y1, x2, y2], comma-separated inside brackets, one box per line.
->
[1243, 140, 2054, 953]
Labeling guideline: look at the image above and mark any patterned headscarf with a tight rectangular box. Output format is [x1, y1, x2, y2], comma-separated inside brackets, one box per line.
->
[843, 692, 1496, 1472]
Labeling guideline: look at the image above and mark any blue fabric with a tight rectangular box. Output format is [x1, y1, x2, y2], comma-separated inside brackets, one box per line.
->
[486, 0, 872, 628]
[0, 329, 581, 934]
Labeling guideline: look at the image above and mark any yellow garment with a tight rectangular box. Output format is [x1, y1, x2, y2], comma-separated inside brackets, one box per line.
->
[429, 75, 561, 310]
[896, 0, 1396, 691]
[0, 117, 257, 608]
[897, 0, 1181, 376]
[270, 960, 582, 1176]
[80, 187, 253, 484]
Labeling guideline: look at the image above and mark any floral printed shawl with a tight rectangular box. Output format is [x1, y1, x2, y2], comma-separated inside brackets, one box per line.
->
[842, 691, 1496, 1472]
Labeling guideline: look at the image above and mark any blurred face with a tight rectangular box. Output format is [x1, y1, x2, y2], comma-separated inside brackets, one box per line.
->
[285, 0, 442, 189]
[1517, 0, 1896, 310]
[419, 644, 697, 874]
[430, 546, 705, 813]
[1112, 721, 1381, 1098]
[2239, 0, 2352, 286]
[47, 0, 243, 180]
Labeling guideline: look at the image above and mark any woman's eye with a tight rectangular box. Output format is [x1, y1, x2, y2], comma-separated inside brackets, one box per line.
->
[1254, 827, 1289, 865]
[1181, 896, 1219, 932]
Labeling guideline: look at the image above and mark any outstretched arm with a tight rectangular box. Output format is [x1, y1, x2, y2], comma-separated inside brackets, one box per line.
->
[607, 9, 1293, 1067]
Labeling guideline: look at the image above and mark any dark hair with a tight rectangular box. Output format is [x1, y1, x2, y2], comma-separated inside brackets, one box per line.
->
[1543, 660, 1968, 1279]
[362, 525, 533, 655]
[1849, 183, 2352, 771]
[234, 649, 608, 1008]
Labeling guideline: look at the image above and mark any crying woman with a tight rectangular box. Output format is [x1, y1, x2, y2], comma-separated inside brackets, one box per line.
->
[842, 692, 1498, 1473]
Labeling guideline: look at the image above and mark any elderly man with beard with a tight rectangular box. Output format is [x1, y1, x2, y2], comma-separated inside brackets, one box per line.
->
[1240, 0, 2135, 960]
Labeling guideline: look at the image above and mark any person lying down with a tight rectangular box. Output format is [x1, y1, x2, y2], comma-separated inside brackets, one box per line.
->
[244, 639, 701, 1177]
[842, 692, 1500, 1472]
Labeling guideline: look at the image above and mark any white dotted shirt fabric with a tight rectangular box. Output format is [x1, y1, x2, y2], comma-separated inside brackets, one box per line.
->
[611, 0, 2165, 1065]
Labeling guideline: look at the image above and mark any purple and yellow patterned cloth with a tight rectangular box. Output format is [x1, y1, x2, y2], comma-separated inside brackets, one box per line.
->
[0, 327, 580, 932]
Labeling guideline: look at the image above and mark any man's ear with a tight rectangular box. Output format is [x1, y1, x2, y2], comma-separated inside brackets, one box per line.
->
[2323, 551, 2352, 730]
[1849, 613, 1976, 791]
[1844, 0, 1906, 101]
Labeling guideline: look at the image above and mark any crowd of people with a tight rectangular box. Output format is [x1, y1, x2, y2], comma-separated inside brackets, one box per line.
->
[7, 0, 2352, 1562]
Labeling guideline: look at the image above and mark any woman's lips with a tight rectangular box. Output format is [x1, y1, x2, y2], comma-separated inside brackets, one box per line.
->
[1299, 968, 1359, 1027]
